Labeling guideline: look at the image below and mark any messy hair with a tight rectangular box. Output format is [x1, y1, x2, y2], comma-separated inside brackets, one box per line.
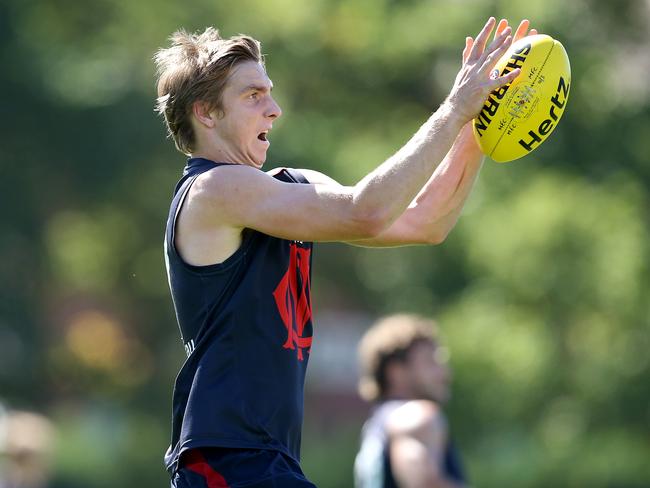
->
[358, 314, 439, 402]
[154, 27, 263, 155]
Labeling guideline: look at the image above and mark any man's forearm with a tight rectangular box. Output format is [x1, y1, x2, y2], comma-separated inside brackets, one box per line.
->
[344, 124, 483, 247]
[411, 123, 484, 239]
[434, 128, 484, 228]
[346, 16, 516, 238]
[351, 102, 467, 232]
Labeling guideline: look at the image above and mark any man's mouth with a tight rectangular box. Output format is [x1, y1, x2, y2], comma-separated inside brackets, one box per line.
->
[257, 131, 268, 142]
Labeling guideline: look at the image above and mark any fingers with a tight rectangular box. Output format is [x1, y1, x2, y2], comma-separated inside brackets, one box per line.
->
[493, 19, 539, 43]
[462, 36, 474, 64]
[494, 18, 509, 39]
[467, 17, 496, 62]
[488, 67, 521, 90]
[485, 26, 512, 55]
[479, 28, 512, 70]
[513, 19, 532, 41]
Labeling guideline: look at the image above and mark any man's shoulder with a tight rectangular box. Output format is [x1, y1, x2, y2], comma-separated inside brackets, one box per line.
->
[193, 163, 306, 187]
[189, 163, 269, 202]
[193, 164, 337, 189]
[386, 400, 446, 438]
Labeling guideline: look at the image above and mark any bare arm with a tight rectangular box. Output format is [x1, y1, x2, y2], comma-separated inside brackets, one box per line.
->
[347, 123, 484, 246]
[177, 19, 519, 263]
[347, 20, 538, 247]
[388, 401, 466, 488]
[298, 123, 482, 246]
[191, 103, 468, 242]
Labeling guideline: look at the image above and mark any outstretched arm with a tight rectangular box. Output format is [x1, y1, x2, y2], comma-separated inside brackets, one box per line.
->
[346, 122, 483, 246]
[345, 20, 538, 247]
[297, 124, 481, 247]
[185, 18, 518, 245]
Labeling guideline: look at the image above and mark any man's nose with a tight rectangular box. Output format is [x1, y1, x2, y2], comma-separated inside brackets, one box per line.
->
[267, 97, 282, 119]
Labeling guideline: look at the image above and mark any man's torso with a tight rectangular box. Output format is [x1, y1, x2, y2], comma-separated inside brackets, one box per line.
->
[164, 158, 315, 475]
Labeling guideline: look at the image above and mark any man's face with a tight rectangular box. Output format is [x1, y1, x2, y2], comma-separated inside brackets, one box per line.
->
[211, 60, 282, 167]
[404, 340, 451, 404]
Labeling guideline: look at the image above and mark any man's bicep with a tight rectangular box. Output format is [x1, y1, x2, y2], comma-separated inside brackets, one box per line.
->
[387, 401, 451, 487]
[195, 165, 373, 241]
[390, 436, 439, 488]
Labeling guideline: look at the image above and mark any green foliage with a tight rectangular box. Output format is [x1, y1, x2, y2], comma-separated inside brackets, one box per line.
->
[1, 0, 649, 487]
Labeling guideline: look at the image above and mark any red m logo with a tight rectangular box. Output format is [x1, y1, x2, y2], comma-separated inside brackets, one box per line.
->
[272, 243, 313, 360]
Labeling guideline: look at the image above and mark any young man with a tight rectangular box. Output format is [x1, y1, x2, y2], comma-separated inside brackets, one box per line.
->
[355, 315, 463, 488]
[154, 18, 534, 487]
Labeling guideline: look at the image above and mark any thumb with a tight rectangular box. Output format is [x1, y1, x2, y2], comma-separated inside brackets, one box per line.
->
[488, 67, 521, 90]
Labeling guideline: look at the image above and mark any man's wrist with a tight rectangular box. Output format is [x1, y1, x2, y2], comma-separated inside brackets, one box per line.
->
[435, 99, 467, 134]
[457, 123, 483, 156]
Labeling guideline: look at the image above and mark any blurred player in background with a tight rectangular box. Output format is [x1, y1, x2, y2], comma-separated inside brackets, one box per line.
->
[355, 314, 465, 488]
[0, 406, 55, 488]
[154, 16, 534, 488]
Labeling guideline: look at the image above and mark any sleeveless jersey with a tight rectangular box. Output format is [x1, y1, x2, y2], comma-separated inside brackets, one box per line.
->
[163, 158, 314, 475]
[354, 400, 466, 488]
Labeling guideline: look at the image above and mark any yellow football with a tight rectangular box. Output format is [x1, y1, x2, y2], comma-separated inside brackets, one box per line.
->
[473, 34, 571, 162]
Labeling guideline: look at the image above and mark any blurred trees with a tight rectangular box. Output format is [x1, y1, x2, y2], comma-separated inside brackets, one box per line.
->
[0, 0, 649, 487]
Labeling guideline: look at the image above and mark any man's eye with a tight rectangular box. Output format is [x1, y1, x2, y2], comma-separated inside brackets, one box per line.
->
[249, 92, 259, 100]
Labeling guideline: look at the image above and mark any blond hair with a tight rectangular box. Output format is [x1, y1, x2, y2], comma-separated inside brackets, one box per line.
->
[358, 314, 439, 402]
[154, 27, 263, 155]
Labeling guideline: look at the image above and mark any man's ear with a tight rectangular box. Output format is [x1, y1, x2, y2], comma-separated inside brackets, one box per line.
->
[192, 101, 216, 128]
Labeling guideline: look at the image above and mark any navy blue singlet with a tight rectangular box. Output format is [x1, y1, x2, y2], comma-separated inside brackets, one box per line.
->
[163, 158, 314, 475]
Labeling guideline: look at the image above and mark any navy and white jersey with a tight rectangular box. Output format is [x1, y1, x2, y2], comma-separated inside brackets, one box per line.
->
[163, 157, 314, 475]
[354, 400, 466, 488]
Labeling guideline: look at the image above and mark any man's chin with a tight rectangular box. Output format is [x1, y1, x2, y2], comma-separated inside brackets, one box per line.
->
[253, 153, 267, 168]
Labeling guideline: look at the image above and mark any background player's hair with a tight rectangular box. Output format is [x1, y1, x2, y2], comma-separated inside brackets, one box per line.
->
[358, 314, 439, 402]
[154, 27, 263, 155]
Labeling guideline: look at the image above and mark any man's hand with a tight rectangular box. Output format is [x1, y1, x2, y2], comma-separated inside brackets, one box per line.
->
[460, 19, 538, 152]
[446, 17, 519, 123]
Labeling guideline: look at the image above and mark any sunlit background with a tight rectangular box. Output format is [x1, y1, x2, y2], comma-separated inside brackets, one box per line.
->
[1, 0, 649, 486]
